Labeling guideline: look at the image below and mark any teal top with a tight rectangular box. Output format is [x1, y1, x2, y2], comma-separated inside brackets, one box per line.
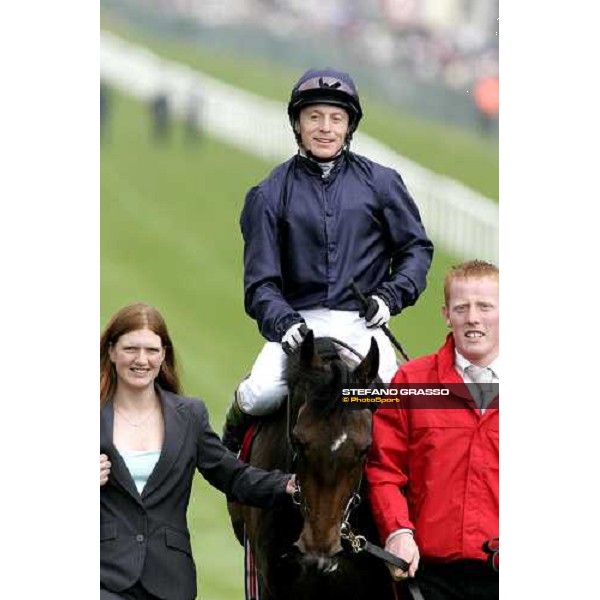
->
[120, 449, 161, 494]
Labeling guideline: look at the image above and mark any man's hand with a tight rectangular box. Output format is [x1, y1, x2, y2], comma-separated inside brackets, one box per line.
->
[361, 295, 391, 329]
[282, 323, 309, 354]
[385, 532, 420, 580]
[100, 453, 111, 487]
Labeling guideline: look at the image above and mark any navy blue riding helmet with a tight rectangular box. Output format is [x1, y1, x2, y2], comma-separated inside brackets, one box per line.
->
[287, 68, 363, 146]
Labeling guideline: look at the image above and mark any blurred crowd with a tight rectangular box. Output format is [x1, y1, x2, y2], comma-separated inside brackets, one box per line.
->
[141, 0, 498, 93]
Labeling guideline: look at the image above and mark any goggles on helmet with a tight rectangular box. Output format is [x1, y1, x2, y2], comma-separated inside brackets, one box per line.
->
[287, 70, 363, 133]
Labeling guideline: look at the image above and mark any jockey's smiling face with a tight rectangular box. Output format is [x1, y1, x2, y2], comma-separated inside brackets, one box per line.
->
[296, 104, 349, 160]
[442, 276, 499, 367]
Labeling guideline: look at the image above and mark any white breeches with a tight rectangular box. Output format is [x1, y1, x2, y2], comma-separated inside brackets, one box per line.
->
[237, 309, 399, 416]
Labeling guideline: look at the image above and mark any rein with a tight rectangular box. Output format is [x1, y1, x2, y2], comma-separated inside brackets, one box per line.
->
[338, 481, 411, 573]
[341, 511, 425, 600]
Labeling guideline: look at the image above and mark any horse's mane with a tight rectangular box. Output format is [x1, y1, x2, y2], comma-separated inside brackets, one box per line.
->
[285, 337, 352, 417]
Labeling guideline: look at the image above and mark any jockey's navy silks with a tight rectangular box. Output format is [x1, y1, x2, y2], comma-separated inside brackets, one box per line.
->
[241, 151, 433, 342]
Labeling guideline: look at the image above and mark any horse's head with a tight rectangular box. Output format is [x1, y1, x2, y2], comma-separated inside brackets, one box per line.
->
[286, 330, 379, 560]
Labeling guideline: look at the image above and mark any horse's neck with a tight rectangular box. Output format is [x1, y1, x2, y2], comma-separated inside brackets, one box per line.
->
[251, 401, 295, 472]
[288, 391, 304, 427]
[284, 394, 303, 469]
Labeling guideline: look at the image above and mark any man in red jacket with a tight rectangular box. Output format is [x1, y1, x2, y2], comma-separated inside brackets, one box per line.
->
[366, 260, 499, 600]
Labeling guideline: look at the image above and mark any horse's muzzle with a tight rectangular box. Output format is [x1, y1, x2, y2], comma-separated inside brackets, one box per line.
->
[293, 539, 344, 558]
[286, 544, 343, 576]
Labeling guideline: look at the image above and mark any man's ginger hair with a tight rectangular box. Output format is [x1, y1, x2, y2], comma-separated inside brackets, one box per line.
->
[443, 260, 499, 306]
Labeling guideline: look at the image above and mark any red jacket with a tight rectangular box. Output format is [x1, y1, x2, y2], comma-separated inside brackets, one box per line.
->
[365, 334, 498, 562]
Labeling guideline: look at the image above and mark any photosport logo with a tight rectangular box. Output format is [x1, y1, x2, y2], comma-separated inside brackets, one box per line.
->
[341, 385, 450, 406]
[337, 383, 498, 410]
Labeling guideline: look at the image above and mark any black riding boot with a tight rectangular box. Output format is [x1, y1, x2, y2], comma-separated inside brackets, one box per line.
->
[222, 393, 254, 454]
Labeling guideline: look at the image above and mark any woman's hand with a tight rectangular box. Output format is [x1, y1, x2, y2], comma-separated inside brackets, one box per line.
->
[285, 474, 297, 496]
[100, 453, 111, 487]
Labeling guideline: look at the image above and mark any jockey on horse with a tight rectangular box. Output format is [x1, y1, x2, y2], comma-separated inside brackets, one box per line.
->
[222, 67, 434, 453]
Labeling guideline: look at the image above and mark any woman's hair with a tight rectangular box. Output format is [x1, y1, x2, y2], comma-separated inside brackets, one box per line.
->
[100, 303, 181, 405]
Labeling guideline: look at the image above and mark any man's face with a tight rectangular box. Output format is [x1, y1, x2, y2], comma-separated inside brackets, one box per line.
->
[296, 104, 349, 160]
[442, 276, 499, 366]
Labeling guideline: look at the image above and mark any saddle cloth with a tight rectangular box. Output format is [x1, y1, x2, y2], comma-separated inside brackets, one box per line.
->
[244, 530, 260, 600]
[240, 424, 261, 600]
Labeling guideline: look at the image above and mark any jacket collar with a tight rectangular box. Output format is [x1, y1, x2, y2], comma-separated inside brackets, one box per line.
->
[455, 350, 500, 382]
[437, 333, 499, 414]
[141, 387, 190, 500]
[436, 333, 464, 386]
[100, 386, 190, 503]
[295, 150, 347, 180]
[100, 399, 140, 503]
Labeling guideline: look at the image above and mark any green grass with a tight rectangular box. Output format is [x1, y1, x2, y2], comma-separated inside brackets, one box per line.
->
[101, 90, 461, 599]
[101, 13, 498, 200]
[101, 16, 497, 597]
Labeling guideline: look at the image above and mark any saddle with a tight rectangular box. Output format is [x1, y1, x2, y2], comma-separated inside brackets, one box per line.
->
[239, 422, 260, 462]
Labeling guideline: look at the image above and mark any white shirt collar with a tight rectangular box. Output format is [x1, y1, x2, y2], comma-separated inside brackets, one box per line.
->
[298, 148, 337, 178]
[455, 350, 500, 381]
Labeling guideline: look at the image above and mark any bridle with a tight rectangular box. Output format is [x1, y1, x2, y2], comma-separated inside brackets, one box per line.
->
[285, 337, 369, 547]
[285, 337, 413, 575]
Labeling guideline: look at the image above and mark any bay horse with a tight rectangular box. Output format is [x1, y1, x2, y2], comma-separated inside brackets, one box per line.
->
[228, 330, 395, 600]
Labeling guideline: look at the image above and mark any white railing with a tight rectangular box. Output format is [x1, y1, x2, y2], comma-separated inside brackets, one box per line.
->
[100, 31, 498, 263]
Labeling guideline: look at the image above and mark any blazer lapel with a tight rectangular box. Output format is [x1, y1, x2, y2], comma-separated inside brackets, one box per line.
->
[100, 400, 143, 504]
[141, 387, 190, 500]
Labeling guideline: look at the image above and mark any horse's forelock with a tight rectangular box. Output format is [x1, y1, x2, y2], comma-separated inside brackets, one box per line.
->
[303, 361, 351, 416]
[286, 336, 361, 415]
[285, 337, 339, 384]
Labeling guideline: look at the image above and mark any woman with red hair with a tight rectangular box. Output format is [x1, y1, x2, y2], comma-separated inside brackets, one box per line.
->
[100, 303, 295, 600]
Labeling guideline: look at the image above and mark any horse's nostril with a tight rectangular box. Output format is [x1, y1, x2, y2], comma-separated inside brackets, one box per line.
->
[281, 543, 303, 564]
[322, 559, 340, 574]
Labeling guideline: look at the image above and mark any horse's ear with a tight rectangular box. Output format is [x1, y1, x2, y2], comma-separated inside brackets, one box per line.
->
[300, 329, 322, 368]
[354, 337, 379, 385]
